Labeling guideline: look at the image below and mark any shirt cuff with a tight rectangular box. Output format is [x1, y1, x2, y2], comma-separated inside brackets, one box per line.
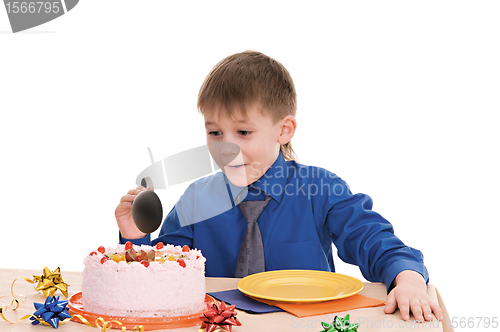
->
[119, 232, 151, 246]
[381, 259, 429, 294]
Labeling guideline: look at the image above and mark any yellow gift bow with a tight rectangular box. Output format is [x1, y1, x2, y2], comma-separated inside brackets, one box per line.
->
[32, 267, 69, 298]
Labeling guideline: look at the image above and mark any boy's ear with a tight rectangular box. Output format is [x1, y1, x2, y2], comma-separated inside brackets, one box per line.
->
[278, 115, 297, 145]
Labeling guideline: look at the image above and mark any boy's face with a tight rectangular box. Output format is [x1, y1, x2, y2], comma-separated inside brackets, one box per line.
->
[205, 105, 283, 187]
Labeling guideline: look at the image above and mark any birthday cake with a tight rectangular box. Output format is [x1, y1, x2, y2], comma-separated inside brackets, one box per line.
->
[82, 242, 206, 317]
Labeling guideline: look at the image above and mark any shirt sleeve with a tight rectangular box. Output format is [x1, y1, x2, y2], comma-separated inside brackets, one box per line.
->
[118, 233, 151, 246]
[326, 178, 429, 293]
[152, 205, 194, 247]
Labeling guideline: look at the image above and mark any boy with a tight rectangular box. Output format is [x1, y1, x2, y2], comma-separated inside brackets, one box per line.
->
[115, 51, 442, 322]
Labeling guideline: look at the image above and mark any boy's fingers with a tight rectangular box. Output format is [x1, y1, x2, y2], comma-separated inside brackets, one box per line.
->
[120, 194, 136, 204]
[121, 186, 153, 205]
[127, 188, 139, 195]
[410, 299, 423, 322]
[429, 300, 444, 321]
[126, 187, 148, 196]
[115, 201, 131, 217]
[138, 185, 155, 193]
[420, 300, 433, 321]
[383, 291, 397, 314]
[128, 186, 146, 194]
[398, 298, 411, 321]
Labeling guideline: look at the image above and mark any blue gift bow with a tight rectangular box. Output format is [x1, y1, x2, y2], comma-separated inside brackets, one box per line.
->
[30, 295, 71, 328]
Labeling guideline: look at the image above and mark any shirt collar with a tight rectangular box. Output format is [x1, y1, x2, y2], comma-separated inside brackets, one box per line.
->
[223, 175, 247, 206]
[223, 150, 288, 204]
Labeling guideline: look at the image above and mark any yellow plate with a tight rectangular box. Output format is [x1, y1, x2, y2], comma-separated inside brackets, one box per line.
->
[237, 270, 364, 303]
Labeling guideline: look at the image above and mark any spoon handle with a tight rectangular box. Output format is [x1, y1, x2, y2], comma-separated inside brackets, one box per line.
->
[140, 176, 154, 189]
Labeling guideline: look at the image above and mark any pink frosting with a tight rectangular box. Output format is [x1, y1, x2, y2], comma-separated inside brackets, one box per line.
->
[82, 243, 206, 317]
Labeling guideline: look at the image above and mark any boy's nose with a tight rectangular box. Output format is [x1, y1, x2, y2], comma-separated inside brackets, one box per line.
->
[221, 142, 239, 156]
[209, 142, 241, 167]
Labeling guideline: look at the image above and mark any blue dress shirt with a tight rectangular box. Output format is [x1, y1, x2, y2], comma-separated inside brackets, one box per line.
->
[121, 150, 428, 291]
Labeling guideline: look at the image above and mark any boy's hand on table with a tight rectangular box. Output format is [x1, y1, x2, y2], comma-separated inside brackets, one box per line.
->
[115, 186, 149, 240]
[384, 270, 444, 322]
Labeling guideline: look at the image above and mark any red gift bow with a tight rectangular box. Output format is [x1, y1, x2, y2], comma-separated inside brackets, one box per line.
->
[199, 301, 242, 332]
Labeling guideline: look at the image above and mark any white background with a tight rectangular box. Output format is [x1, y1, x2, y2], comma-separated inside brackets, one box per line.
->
[1, 1, 499, 330]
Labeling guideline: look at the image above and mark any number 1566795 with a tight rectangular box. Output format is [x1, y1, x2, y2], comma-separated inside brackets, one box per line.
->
[5, 2, 60, 14]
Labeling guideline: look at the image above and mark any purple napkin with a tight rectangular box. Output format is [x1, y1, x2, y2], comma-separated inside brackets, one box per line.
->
[208, 289, 284, 314]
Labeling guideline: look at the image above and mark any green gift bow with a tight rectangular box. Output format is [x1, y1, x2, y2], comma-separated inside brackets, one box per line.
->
[320, 314, 359, 332]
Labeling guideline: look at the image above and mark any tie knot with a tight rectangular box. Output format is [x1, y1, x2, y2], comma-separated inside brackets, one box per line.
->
[238, 195, 271, 223]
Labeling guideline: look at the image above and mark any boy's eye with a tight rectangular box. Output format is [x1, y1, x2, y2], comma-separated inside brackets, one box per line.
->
[208, 131, 221, 137]
[238, 130, 251, 136]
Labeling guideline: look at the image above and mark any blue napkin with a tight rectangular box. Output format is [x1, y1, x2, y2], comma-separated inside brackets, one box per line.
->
[208, 289, 284, 314]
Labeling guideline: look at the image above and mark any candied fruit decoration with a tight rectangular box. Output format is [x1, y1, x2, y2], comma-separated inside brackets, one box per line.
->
[100, 257, 108, 264]
[177, 259, 186, 268]
[147, 250, 155, 261]
[125, 241, 133, 250]
[97, 246, 105, 254]
[125, 248, 138, 262]
[89, 251, 97, 256]
[155, 242, 164, 250]
[140, 250, 148, 261]
[196, 255, 200, 259]
[141, 260, 150, 268]
[182, 245, 190, 252]
[168, 256, 176, 261]
[112, 254, 122, 262]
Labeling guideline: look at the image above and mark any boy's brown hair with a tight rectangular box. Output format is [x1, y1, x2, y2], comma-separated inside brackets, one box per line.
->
[197, 50, 298, 162]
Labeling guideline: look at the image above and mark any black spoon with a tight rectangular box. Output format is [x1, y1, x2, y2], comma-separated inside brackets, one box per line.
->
[131, 188, 163, 234]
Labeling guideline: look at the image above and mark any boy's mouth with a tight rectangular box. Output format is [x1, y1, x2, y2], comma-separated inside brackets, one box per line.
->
[228, 164, 246, 169]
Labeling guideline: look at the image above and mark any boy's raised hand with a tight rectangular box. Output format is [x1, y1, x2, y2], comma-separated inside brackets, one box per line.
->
[114, 186, 149, 240]
[384, 270, 444, 322]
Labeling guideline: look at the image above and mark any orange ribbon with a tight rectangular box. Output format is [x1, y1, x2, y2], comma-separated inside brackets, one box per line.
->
[1, 309, 144, 331]
[71, 315, 144, 332]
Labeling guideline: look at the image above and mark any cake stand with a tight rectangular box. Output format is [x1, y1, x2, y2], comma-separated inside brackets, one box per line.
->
[68, 292, 215, 330]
